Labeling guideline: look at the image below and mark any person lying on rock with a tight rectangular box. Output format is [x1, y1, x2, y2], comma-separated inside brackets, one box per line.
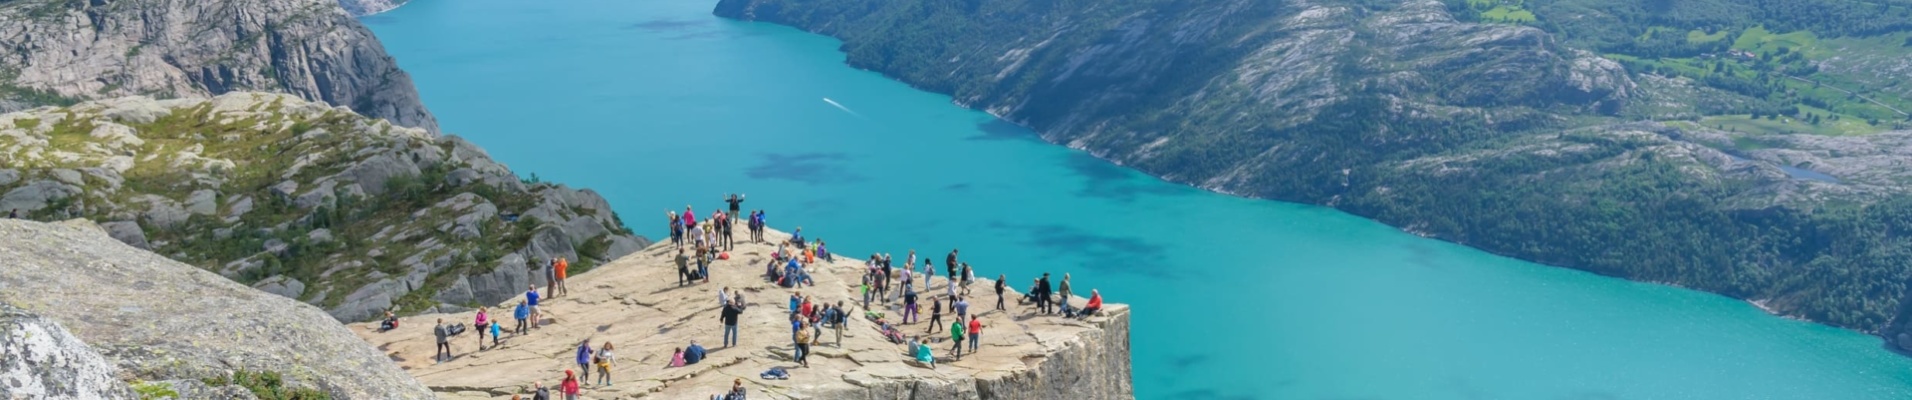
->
[685, 340, 707, 365]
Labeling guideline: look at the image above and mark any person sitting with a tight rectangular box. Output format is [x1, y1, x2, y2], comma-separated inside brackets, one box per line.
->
[379, 310, 399, 332]
[1068, 289, 1103, 318]
[914, 339, 935, 369]
[685, 341, 708, 365]
[669, 347, 687, 368]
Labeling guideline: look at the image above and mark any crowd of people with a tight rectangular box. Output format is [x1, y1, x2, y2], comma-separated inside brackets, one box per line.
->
[402, 193, 1110, 400]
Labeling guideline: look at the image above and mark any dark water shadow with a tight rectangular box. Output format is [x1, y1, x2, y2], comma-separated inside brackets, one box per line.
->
[625, 18, 708, 32]
[746, 153, 864, 184]
[1062, 153, 1190, 203]
[984, 222, 1174, 279]
[970, 119, 1043, 142]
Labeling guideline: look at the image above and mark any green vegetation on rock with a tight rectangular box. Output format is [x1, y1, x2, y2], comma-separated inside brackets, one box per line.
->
[203, 370, 330, 400]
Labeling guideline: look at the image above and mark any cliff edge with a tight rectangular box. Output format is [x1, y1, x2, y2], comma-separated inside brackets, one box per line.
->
[354, 227, 1134, 399]
[0, 218, 434, 399]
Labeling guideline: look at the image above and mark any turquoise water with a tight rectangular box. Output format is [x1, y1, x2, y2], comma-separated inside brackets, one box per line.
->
[362, 0, 1912, 398]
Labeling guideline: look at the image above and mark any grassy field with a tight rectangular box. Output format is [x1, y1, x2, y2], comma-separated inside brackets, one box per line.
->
[1733, 26, 1819, 53]
[1686, 29, 1729, 44]
[1696, 104, 1885, 137]
[1481, 5, 1536, 23]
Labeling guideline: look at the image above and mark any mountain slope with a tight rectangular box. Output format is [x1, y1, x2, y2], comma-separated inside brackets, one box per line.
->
[0, 92, 648, 322]
[0, 0, 438, 132]
[714, 0, 1912, 339]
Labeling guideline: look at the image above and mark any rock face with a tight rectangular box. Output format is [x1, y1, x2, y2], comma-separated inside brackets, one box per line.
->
[0, 219, 435, 399]
[0, 304, 137, 400]
[352, 227, 1132, 399]
[0, 93, 649, 323]
[713, 0, 1912, 338]
[337, 0, 409, 16]
[0, 0, 438, 133]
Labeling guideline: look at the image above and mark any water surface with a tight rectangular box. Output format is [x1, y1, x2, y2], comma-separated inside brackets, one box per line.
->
[365, 1, 1912, 398]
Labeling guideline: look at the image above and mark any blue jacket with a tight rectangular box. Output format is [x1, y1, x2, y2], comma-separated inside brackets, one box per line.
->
[685, 344, 707, 364]
[527, 290, 541, 307]
[514, 303, 529, 320]
[576, 344, 594, 364]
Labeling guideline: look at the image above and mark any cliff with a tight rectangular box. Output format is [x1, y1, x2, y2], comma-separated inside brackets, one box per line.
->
[352, 227, 1133, 399]
[0, 93, 649, 323]
[0, 218, 434, 399]
[337, 0, 409, 16]
[0, 0, 438, 133]
[713, 0, 1912, 337]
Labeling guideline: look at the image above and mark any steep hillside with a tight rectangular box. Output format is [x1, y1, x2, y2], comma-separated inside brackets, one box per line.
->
[714, 0, 1912, 339]
[0, 93, 648, 322]
[0, 218, 433, 399]
[0, 0, 438, 132]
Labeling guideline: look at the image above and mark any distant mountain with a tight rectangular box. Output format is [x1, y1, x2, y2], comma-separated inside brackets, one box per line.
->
[0, 0, 438, 132]
[715, 0, 1912, 343]
[337, 0, 408, 16]
[0, 93, 648, 322]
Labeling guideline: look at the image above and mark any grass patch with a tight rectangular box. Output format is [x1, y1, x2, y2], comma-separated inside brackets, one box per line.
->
[1480, 5, 1535, 23]
[202, 370, 329, 400]
[1687, 29, 1728, 44]
[131, 380, 179, 400]
[1733, 26, 1818, 54]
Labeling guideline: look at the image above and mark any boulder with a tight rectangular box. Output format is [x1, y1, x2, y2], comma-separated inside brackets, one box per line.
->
[99, 221, 149, 250]
[562, 216, 609, 248]
[185, 189, 219, 215]
[253, 276, 307, 300]
[295, 180, 337, 209]
[224, 196, 254, 222]
[330, 278, 405, 324]
[49, 169, 84, 186]
[0, 169, 19, 186]
[268, 180, 299, 200]
[0, 304, 137, 400]
[307, 228, 334, 244]
[434, 275, 475, 306]
[133, 195, 189, 229]
[466, 253, 532, 307]
[345, 154, 420, 196]
[445, 168, 482, 186]
[0, 180, 81, 214]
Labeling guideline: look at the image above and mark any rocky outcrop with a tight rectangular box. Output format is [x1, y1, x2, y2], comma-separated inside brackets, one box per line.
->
[0, 0, 438, 133]
[337, 0, 409, 16]
[0, 93, 648, 322]
[0, 218, 434, 399]
[0, 304, 137, 400]
[353, 227, 1132, 400]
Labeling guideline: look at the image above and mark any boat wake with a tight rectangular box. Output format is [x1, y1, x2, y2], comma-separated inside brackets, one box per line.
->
[822, 97, 862, 118]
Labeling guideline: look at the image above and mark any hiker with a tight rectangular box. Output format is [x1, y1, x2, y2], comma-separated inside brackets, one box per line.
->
[791, 226, 805, 248]
[927, 296, 943, 334]
[474, 307, 491, 350]
[696, 243, 712, 284]
[719, 287, 730, 308]
[1058, 273, 1073, 309]
[967, 315, 982, 353]
[683, 205, 697, 231]
[575, 339, 595, 382]
[794, 321, 812, 367]
[676, 249, 692, 286]
[378, 310, 398, 332]
[1069, 289, 1104, 318]
[946, 249, 959, 275]
[544, 258, 559, 298]
[832, 302, 848, 347]
[729, 378, 749, 400]
[720, 211, 735, 251]
[944, 269, 958, 299]
[669, 210, 682, 248]
[433, 318, 452, 363]
[788, 292, 802, 315]
[6, 209, 15, 219]
[994, 274, 1007, 311]
[514, 301, 530, 335]
[1036, 273, 1054, 314]
[860, 272, 873, 310]
[526, 285, 543, 329]
[915, 337, 935, 369]
[531, 381, 551, 400]
[902, 288, 919, 324]
[560, 370, 581, 400]
[488, 319, 502, 348]
[721, 298, 744, 347]
[817, 240, 832, 262]
[555, 257, 571, 297]
[669, 347, 687, 367]
[596, 342, 617, 386]
[950, 318, 966, 360]
[960, 263, 974, 296]
[685, 340, 707, 364]
[954, 296, 969, 322]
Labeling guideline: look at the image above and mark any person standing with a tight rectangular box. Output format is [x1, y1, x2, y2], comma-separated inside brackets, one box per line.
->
[967, 315, 983, 353]
[902, 288, 919, 324]
[575, 339, 595, 383]
[1036, 273, 1054, 314]
[946, 249, 959, 278]
[513, 300, 529, 335]
[923, 260, 935, 293]
[531, 381, 550, 400]
[560, 370, 581, 400]
[720, 212, 735, 251]
[949, 318, 966, 360]
[927, 296, 944, 334]
[544, 258, 558, 298]
[595, 342, 616, 386]
[433, 318, 452, 364]
[994, 274, 1007, 311]
[833, 301, 848, 347]
[954, 297, 969, 323]
[1057, 273, 1073, 309]
[474, 307, 491, 350]
[718, 287, 730, 308]
[725, 194, 745, 225]
[720, 298, 744, 348]
[794, 321, 812, 367]
[555, 258, 570, 298]
[960, 263, 974, 296]
[526, 285, 543, 329]
[668, 211, 682, 249]
[676, 249, 692, 286]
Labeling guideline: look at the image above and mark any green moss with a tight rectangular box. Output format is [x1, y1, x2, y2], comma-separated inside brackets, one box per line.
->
[131, 380, 179, 400]
[202, 370, 329, 400]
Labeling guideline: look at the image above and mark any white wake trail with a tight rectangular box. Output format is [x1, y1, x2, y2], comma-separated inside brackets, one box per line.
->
[822, 97, 862, 117]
